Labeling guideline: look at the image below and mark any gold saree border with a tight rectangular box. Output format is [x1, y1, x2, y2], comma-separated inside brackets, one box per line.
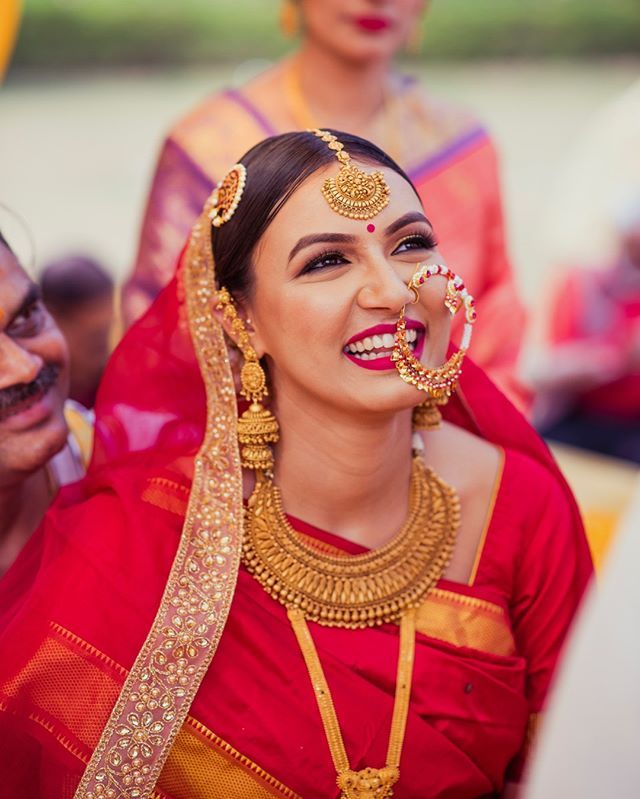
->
[74, 203, 244, 799]
[141, 477, 191, 517]
[1, 622, 299, 799]
[161, 718, 301, 799]
[417, 588, 515, 656]
[0, 698, 90, 766]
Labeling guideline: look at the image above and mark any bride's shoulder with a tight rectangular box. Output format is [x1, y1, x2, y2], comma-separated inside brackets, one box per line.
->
[422, 421, 501, 495]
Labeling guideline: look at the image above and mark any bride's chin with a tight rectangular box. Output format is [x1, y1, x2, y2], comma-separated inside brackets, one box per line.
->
[351, 383, 424, 416]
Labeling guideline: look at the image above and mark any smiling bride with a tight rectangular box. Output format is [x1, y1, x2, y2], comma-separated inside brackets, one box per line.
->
[0, 130, 592, 799]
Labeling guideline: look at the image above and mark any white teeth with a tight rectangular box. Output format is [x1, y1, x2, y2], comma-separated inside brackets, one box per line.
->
[346, 328, 421, 359]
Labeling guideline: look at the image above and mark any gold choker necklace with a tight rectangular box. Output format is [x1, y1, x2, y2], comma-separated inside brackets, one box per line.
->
[242, 456, 459, 798]
[243, 455, 460, 629]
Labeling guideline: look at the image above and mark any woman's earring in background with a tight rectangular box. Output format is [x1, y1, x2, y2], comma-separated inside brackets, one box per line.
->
[280, 0, 299, 38]
[406, 23, 424, 56]
[216, 288, 279, 474]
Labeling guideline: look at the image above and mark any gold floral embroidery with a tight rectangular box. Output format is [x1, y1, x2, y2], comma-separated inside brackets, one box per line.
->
[75, 199, 244, 799]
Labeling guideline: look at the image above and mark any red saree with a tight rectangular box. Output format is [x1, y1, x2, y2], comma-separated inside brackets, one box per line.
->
[127, 82, 527, 408]
[0, 219, 590, 797]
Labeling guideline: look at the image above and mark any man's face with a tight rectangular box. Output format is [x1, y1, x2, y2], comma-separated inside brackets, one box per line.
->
[0, 245, 69, 485]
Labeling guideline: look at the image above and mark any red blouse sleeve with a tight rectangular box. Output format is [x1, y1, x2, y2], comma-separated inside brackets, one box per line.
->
[510, 464, 593, 714]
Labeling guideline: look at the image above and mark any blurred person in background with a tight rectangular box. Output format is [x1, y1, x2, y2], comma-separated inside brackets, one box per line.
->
[530, 193, 640, 464]
[40, 254, 115, 408]
[0, 231, 92, 577]
[124, 0, 528, 408]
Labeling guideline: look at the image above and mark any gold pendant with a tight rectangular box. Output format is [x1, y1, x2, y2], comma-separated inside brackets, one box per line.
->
[338, 766, 399, 799]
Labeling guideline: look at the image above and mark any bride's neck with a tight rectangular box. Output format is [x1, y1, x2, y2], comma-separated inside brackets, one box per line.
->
[272, 390, 414, 549]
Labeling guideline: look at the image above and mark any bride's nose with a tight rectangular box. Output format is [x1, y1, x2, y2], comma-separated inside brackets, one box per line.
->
[357, 259, 414, 312]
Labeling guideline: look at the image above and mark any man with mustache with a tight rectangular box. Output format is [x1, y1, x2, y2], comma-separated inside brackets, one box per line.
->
[0, 230, 91, 577]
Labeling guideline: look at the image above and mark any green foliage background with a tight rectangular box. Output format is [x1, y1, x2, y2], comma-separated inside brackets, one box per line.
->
[12, 0, 640, 67]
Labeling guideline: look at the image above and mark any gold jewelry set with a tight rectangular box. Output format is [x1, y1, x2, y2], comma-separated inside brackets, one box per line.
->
[209, 130, 474, 797]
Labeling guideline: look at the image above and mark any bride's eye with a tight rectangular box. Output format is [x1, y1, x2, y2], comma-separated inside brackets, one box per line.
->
[392, 232, 438, 255]
[299, 250, 350, 275]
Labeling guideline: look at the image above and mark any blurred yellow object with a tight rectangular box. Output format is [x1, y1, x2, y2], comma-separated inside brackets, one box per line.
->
[551, 443, 639, 572]
[0, 0, 22, 81]
[581, 510, 619, 573]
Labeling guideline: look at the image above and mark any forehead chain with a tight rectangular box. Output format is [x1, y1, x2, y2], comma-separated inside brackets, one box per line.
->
[310, 129, 391, 221]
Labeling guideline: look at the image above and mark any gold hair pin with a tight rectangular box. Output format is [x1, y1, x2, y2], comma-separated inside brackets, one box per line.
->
[310, 129, 390, 220]
[208, 163, 247, 228]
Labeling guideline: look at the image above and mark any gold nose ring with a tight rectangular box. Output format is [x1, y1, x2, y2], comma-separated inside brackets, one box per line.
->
[408, 285, 420, 304]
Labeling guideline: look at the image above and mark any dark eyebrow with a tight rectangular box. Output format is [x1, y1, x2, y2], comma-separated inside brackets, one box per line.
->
[288, 232, 356, 263]
[4, 282, 41, 328]
[383, 212, 433, 237]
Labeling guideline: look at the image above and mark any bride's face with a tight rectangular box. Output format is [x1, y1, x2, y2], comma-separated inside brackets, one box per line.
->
[244, 163, 452, 416]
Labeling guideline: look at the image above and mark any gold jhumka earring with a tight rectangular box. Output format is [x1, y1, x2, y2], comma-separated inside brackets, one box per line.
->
[413, 395, 447, 432]
[215, 288, 279, 473]
[406, 23, 424, 56]
[394, 263, 477, 432]
[209, 164, 280, 474]
[279, 0, 299, 37]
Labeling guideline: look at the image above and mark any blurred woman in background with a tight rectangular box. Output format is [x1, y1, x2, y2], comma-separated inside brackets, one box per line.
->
[125, 0, 527, 407]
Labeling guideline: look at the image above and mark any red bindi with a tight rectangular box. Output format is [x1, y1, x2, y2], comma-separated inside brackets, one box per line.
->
[366, 223, 375, 233]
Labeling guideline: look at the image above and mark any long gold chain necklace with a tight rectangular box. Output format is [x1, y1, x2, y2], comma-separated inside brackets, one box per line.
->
[242, 455, 460, 798]
[284, 60, 402, 164]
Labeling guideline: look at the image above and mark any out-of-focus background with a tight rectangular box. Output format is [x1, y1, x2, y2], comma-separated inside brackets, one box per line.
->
[2, 0, 640, 561]
[1, 0, 638, 295]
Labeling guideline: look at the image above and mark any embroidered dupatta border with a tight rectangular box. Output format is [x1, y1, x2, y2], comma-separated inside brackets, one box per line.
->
[74, 203, 244, 798]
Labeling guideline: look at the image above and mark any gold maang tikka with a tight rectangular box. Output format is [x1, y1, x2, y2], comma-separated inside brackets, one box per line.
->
[209, 164, 280, 473]
[393, 263, 477, 428]
[311, 129, 391, 220]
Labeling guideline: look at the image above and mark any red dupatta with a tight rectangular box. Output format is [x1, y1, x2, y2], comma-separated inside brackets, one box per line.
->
[0, 197, 590, 797]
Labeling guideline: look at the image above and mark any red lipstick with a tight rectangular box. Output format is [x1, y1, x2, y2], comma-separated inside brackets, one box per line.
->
[344, 319, 425, 372]
[353, 16, 392, 33]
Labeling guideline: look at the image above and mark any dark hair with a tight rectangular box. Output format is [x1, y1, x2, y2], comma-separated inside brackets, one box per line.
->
[0, 228, 12, 253]
[212, 130, 419, 300]
[40, 254, 113, 314]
